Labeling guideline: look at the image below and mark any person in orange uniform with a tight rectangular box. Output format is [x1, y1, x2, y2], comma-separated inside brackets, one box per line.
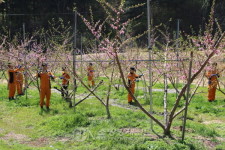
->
[127, 67, 143, 104]
[8, 63, 24, 100]
[16, 65, 24, 95]
[37, 63, 55, 110]
[60, 67, 70, 98]
[87, 63, 95, 87]
[206, 62, 220, 102]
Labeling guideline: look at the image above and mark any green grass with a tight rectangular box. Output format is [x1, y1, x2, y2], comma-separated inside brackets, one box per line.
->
[0, 76, 225, 150]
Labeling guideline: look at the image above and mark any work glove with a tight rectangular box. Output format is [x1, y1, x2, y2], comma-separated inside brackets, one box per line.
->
[18, 65, 22, 69]
[60, 77, 64, 79]
[208, 80, 211, 85]
[49, 75, 55, 80]
[37, 69, 41, 74]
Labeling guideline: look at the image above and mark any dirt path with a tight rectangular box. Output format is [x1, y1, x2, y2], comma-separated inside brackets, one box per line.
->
[0, 130, 70, 148]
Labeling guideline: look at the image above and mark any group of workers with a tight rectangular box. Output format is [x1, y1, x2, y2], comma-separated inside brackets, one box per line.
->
[128, 62, 223, 103]
[6, 62, 95, 110]
[5, 61, 222, 110]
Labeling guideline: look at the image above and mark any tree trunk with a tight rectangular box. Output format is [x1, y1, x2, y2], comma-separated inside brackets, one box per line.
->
[105, 64, 115, 119]
[106, 105, 111, 119]
[164, 128, 172, 138]
[164, 73, 168, 124]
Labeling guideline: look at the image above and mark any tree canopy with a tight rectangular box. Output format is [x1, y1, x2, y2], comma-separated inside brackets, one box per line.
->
[0, 0, 224, 47]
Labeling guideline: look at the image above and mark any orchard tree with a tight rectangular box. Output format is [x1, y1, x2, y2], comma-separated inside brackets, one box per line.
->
[77, 0, 225, 137]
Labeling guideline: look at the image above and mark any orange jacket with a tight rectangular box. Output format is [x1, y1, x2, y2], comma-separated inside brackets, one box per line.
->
[62, 72, 70, 85]
[8, 68, 24, 84]
[206, 69, 219, 84]
[127, 73, 139, 88]
[87, 66, 94, 77]
[37, 71, 54, 89]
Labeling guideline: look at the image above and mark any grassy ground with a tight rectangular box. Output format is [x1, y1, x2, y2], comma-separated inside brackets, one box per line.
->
[0, 76, 225, 150]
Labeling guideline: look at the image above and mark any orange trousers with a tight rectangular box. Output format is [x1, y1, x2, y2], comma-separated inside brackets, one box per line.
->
[16, 82, 23, 95]
[88, 76, 95, 86]
[40, 88, 51, 107]
[8, 83, 16, 98]
[128, 86, 135, 102]
[208, 83, 217, 101]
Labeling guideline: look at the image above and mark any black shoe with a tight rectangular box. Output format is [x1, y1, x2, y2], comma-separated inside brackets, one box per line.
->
[46, 107, 50, 111]
[9, 97, 12, 101]
[40, 106, 43, 109]
[208, 100, 213, 102]
[128, 102, 133, 105]
[12, 97, 15, 100]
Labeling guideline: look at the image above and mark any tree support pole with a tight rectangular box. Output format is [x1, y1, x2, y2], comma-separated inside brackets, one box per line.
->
[73, 11, 78, 112]
[176, 19, 180, 98]
[147, 0, 153, 131]
[23, 23, 28, 100]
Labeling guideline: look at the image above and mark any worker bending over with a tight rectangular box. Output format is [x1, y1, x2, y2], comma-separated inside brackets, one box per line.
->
[37, 63, 55, 110]
[127, 67, 143, 104]
[206, 62, 220, 102]
[60, 67, 70, 98]
[8, 63, 24, 100]
[87, 63, 95, 87]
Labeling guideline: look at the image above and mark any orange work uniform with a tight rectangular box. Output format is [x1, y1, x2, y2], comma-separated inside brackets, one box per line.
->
[62, 72, 70, 86]
[87, 66, 95, 86]
[16, 71, 24, 95]
[61, 72, 70, 97]
[127, 73, 140, 102]
[8, 69, 17, 99]
[37, 71, 54, 107]
[8, 68, 23, 99]
[206, 69, 219, 101]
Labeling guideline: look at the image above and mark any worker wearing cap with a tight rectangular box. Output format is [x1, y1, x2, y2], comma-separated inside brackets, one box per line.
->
[127, 67, 143, 104]
[206, 62, 220, 102]
[16, 65, 24, 95]
[87, 63, 95, 87]
[60, 67, 70, 98]
[37, 63, 55, 110]
[8, 63, 24, 100]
